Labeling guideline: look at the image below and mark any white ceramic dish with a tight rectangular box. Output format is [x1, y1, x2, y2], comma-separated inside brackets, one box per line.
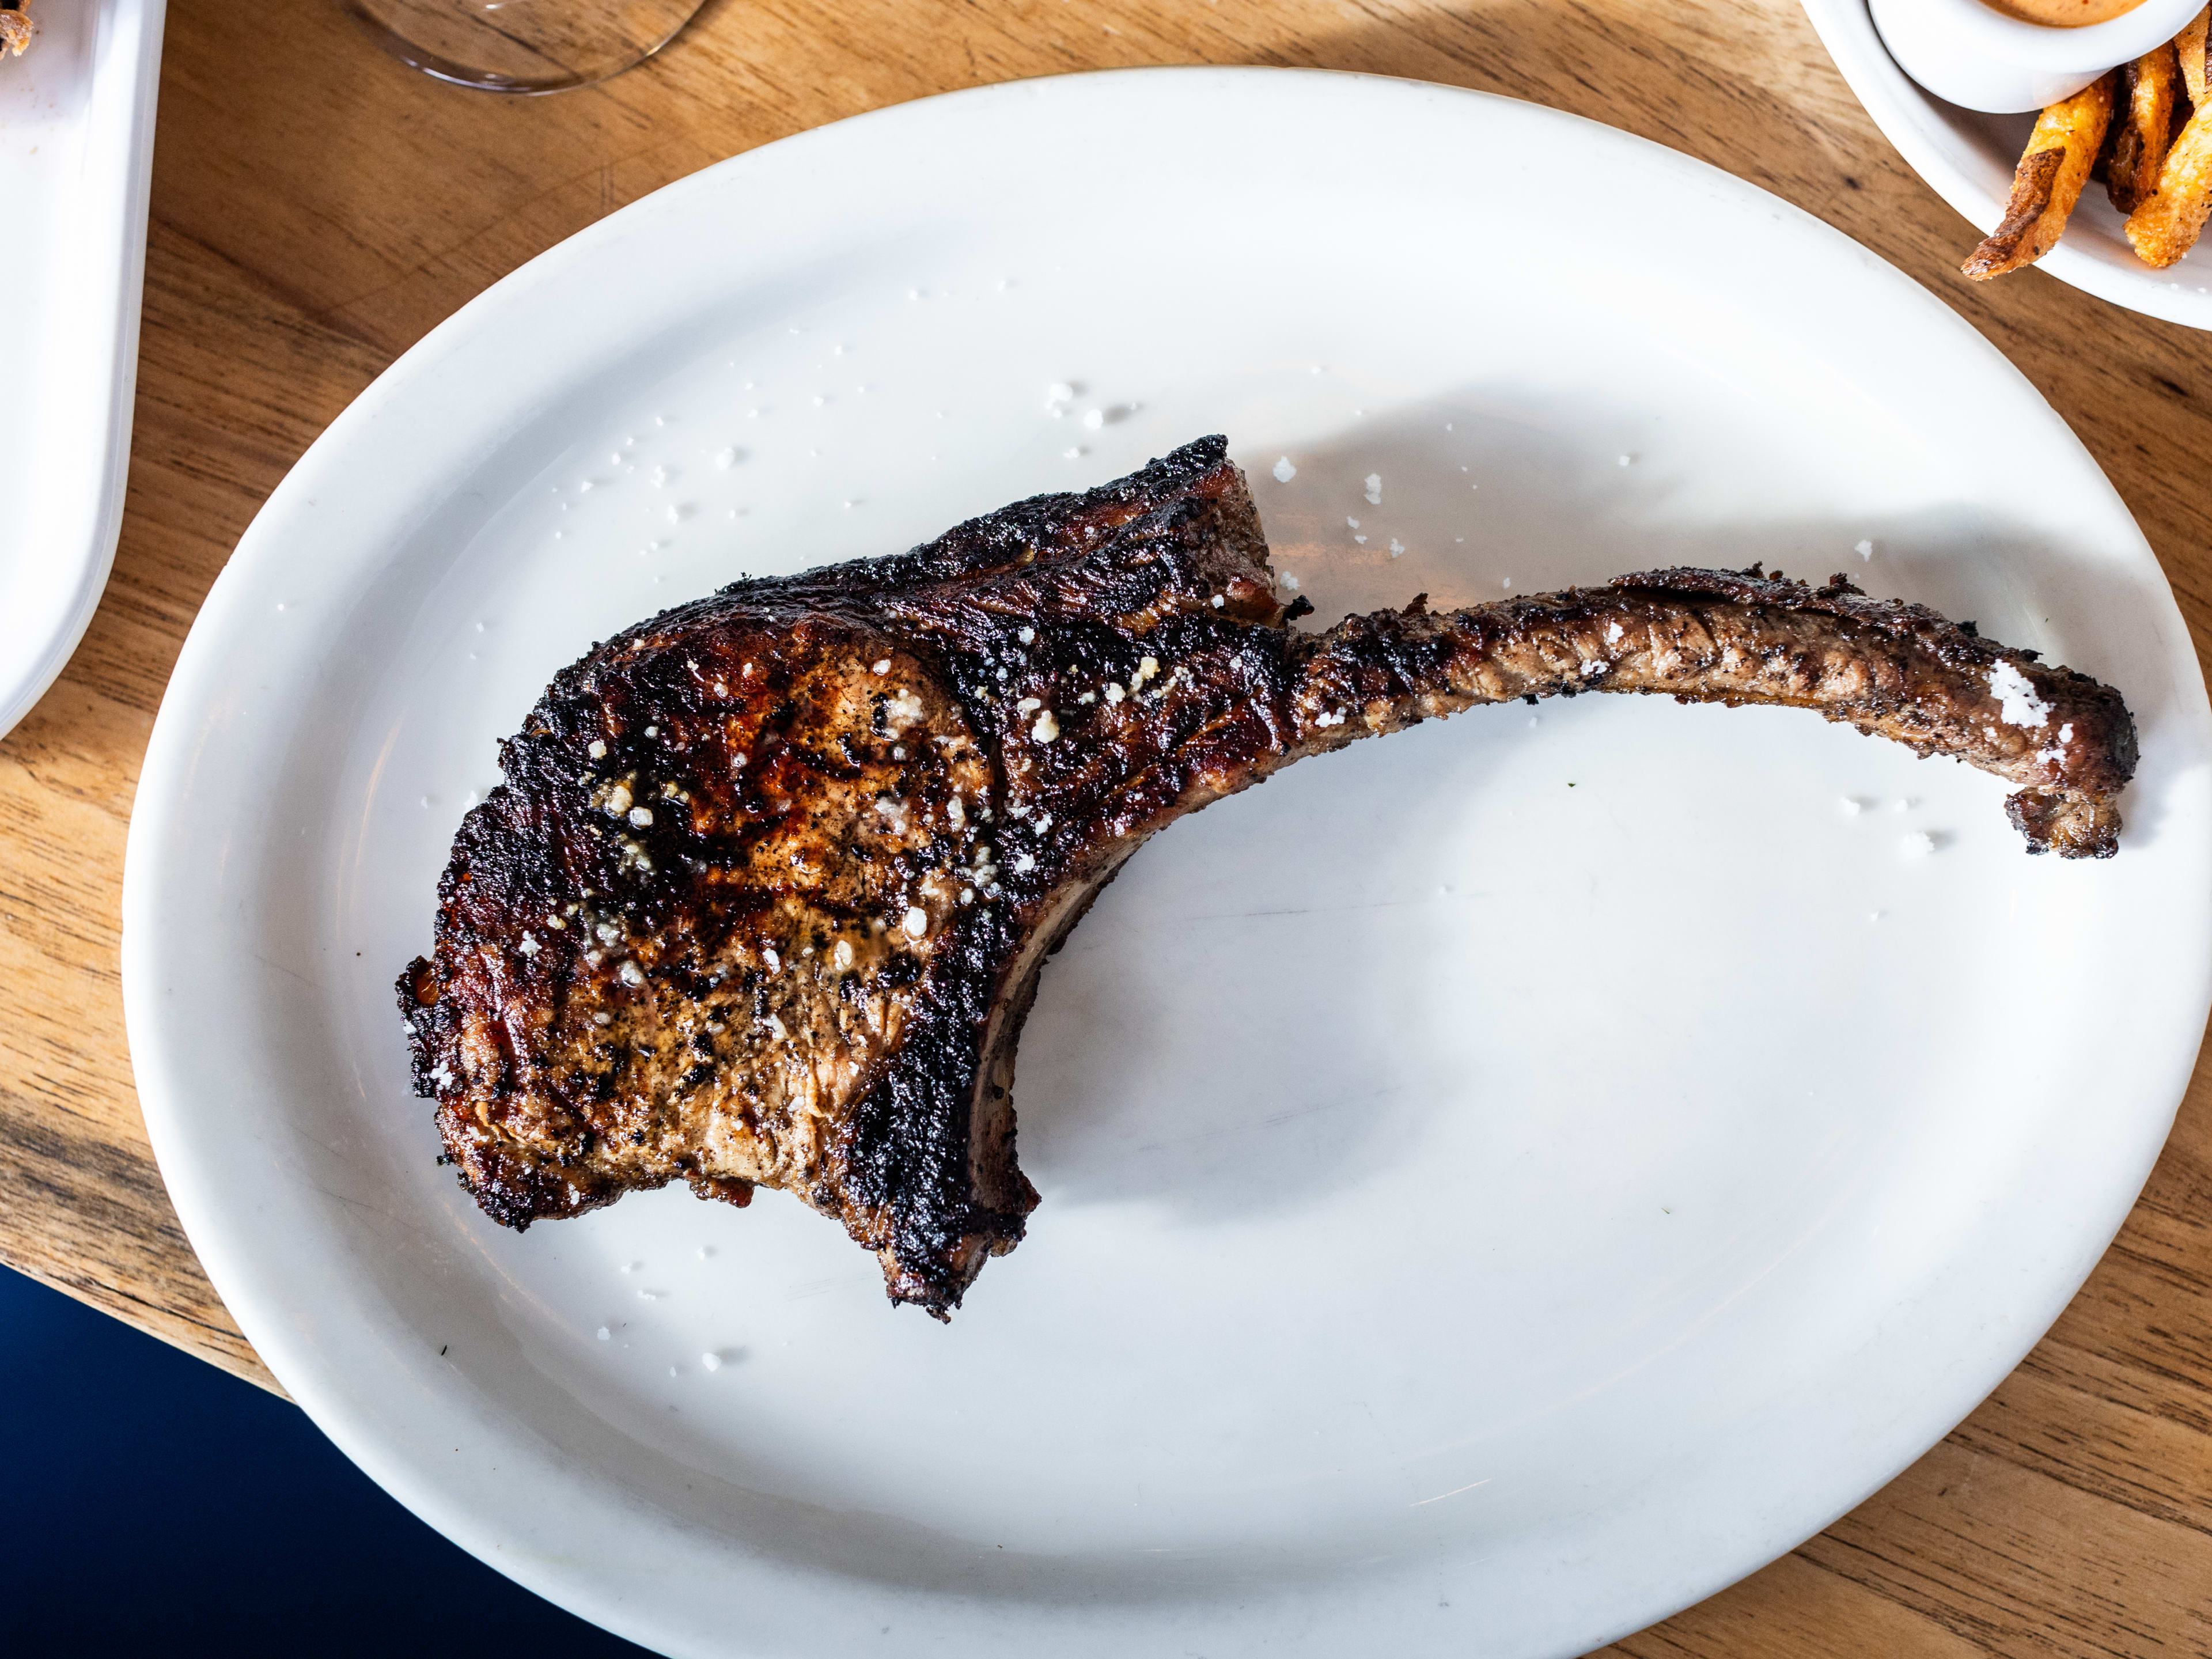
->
[123, 69, 2212, 1659]
[1870, 0, 2199, 113]
[1804, 0, 2212, 325]
[0, 0, 165, 741]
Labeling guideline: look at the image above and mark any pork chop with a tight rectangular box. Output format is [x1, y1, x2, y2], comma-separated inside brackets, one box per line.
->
[399, 436, 2136, 1315]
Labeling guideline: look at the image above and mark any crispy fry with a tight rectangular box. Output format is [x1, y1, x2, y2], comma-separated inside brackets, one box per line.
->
[0, 1, 34, 59]
[2126, 92, 2212, 264]
[2180, 7, 2208, 108]
[2111, 44, 2180, 213]
[1962, 75, 2115, 279]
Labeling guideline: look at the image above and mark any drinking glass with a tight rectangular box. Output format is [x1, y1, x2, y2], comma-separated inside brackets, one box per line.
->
[342, 0, 709, 93]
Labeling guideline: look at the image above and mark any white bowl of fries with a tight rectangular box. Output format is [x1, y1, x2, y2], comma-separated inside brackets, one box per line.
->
[1804, 0, 2212, 323]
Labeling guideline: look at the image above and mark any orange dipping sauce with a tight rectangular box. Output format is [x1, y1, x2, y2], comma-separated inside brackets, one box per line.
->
[1980, 0, 2145, 24]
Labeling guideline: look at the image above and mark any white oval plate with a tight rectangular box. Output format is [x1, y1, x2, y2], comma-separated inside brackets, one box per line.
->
[0, 0, 165, 738]
[1803, 0, 2212, 327]
[122, 69, 2212, 1658]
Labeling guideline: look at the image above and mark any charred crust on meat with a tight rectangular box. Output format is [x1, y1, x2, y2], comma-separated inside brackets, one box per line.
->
[400, 437, 2137, 1315]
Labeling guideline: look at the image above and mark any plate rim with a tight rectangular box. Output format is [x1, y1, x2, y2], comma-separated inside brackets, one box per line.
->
[121, 63, 2212, 1657]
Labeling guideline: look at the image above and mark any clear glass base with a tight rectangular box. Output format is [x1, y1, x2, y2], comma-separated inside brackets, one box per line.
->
[341, 0, 708, 94]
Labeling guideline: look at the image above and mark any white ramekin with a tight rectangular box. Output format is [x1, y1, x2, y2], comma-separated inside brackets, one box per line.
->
[1872, 0, 2205, 113]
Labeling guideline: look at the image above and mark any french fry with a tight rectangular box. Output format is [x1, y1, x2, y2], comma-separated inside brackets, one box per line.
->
[2179, 6, 2208, 109]
[0, 1, 34, 59]
[2126, 92, 2212, 265]
[1961, 75, 2116, 280]
[2111, 44, 2180, 213]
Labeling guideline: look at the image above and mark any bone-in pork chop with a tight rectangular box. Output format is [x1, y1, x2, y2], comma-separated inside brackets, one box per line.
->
[398, 437, 2135, 1316]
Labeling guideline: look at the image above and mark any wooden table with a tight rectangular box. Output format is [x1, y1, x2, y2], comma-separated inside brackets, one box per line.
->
[3, 0, 2208, 1649]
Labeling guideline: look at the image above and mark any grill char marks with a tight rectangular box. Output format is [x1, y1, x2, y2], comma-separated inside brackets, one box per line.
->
[405, 611, 999, 1249]
[400, 435, 2137, 1317]
[398, 438, 1283, 1315]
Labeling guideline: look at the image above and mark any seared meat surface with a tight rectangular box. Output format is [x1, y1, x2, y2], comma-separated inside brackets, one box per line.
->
[399, 436, 2136, 1315]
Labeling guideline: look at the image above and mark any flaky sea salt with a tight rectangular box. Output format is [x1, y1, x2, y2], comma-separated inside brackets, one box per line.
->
[1988, 660, 2052, 730]
[1272, 456, 1297, 483]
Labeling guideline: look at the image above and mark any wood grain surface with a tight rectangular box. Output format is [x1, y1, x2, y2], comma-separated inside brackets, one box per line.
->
[1, 0, 2208, 1650]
